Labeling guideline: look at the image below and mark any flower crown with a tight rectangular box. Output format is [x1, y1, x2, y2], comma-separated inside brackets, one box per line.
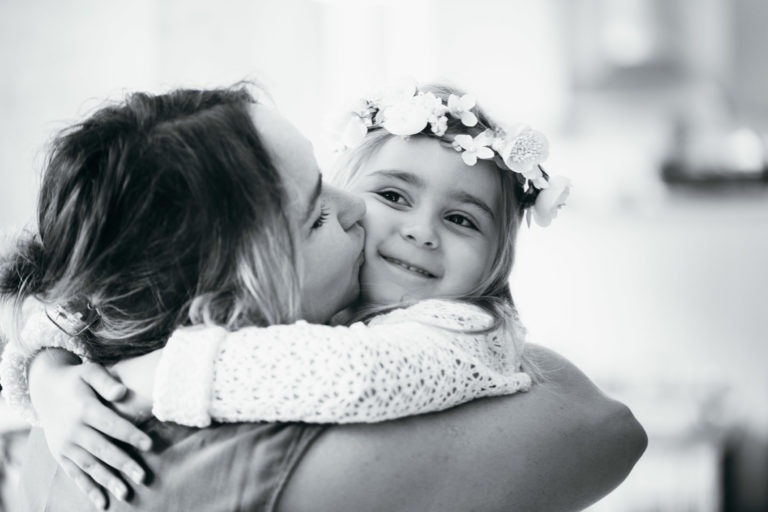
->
[338, 84, 571, 227]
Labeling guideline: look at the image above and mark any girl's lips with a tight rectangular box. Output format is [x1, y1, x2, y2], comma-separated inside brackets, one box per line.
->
[380, 253, 437, 279]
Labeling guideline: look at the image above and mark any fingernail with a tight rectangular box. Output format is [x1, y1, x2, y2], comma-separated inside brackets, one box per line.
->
[110, 384, 126, 398]
[110, 481, 127, 501]
[127, 466, 145, 485]
[136, 436, 152, 451]
[89, 490, 105, 509]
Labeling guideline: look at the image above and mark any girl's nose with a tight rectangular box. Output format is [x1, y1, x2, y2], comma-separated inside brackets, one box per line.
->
[333, 186, 366, 230]
[400, 221, 439, 249]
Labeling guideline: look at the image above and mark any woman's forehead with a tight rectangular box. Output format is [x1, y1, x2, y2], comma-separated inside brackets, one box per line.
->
[250, 105, 310, 157]
[250, 105, 321, 221]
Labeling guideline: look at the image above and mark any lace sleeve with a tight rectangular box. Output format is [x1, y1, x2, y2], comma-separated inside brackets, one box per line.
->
[153, 300, 531, 427]
[0, 304, 90, 424]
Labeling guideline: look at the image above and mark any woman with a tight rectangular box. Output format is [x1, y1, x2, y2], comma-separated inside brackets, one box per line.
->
[1, 84, 646, 511]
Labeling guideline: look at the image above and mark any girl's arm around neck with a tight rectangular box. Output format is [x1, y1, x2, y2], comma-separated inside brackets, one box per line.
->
[151, 302, 529, 426]
[278, 344, 647, 512]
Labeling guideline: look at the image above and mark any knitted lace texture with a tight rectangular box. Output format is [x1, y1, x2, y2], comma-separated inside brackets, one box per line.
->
[153, 300, 531, 427]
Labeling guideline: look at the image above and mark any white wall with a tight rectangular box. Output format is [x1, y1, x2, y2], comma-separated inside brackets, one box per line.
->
[1, 0, 570, 227]
[0, 0, 327, 227]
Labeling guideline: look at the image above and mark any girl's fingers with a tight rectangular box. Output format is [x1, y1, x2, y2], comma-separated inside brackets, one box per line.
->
[61, 445, 129, 505]
[58, 456, 109, 510]
[80, 362, 127, 401]
[77, 426, 146, 485]
[82, 399, 152, 452]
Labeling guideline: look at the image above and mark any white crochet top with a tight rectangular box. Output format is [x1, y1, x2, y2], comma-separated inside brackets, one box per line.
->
[0, 300, 530, 427]
[153, 300, 530, 426]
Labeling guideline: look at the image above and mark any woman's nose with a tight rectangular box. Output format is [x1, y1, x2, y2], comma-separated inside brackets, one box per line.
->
[333, 186, 366, 230]
[400, 221, 439, 249]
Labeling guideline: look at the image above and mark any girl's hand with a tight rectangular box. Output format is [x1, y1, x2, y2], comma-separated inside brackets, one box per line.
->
[109, 348, 162, 415]
[28, 349, 153, 510]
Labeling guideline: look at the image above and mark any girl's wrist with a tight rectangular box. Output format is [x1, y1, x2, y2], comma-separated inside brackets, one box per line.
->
[28, 348, 82, 410]
[29, 347, 81, 378]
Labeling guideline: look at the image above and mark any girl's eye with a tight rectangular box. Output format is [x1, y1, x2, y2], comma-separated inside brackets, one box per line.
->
[311, 205, 330, 230]
[376, 190, 406, 204]
[446, 213, 478, 230]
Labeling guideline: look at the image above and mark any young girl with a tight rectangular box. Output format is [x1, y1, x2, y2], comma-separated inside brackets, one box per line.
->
[3, 82, 571, 493]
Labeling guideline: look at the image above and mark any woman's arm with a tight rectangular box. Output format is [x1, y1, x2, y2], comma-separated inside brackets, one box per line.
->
[279, 344, 647, 512]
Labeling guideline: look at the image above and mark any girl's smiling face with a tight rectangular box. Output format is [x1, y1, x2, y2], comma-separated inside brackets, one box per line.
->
[348, 135, 501, 305]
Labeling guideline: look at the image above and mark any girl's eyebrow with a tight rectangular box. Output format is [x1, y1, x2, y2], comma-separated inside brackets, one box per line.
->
[368, 169, 424, 188]
[449, 191, 496, 221]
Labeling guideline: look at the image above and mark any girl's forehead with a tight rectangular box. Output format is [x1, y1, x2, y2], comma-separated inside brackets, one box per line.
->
[355, 136, 501, 206]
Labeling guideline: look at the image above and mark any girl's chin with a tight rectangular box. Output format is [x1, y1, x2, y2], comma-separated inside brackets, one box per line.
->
[361, 284, 429, 306]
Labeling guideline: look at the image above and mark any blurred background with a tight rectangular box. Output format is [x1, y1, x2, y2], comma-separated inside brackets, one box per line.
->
[1, 0, 766, 510]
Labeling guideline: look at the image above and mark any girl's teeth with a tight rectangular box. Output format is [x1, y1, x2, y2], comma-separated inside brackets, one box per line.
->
[391, 258, 431, 277]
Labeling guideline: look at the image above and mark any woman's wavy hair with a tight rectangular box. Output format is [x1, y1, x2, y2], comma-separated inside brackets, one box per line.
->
[332, 84, 531, 361]
[0, 85, 301, 363]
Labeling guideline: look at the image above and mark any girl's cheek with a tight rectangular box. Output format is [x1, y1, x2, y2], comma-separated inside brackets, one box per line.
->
[360, 200, 384, 230]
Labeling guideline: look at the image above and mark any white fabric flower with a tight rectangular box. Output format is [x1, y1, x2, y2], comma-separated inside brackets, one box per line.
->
[452, 133, 494, 166]
[417, 92, 448, 116]
[380, 94, 433, 136]
[491, 136, 506, 153]
[521, 165, 546, 186]
[531, 175, 571, 227]
[499, 126, 549, 174]
[430, 115, 448, 136]
[419, 92, 449, 136]
[529, 173, 549, 189]
[448, 94, 478, 127]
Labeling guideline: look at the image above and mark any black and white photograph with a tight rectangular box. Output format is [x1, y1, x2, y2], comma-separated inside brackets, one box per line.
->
[1, 1, 766, 511]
